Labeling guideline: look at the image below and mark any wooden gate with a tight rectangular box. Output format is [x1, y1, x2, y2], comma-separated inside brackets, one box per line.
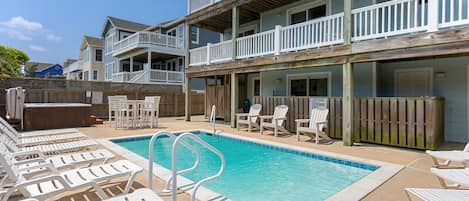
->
[205, 75, 231, 120]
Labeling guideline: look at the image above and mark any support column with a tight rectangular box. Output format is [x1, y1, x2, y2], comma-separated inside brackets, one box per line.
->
[230, 73, 237, 128]
[342, 62, 354, 146]
[231, 6, 239, 61]
[185, 75, 192, 121]
[130, 57, 134, 72]
[146, 51, 152, 71]
[343, 0, 352, 45]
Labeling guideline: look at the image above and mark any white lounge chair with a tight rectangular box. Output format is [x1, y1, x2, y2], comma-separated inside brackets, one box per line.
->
[295, 108, 331, 143]
[0, 134, 97, 156]
[260, 105, 289, 137]
[431, 168, 469, 188]
[0, 150, 143, 201]
[0, 117, 81, 138]
[426, 143, 469, 168]
[1, 124, 86, 147]
[236, 104, 262, 132]
[0, 142, 115, 177]
[20, 188, 164, 201]
[405, 188, 469, 201]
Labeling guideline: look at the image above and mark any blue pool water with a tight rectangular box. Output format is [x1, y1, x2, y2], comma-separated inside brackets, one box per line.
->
[112, 131, 377, 201]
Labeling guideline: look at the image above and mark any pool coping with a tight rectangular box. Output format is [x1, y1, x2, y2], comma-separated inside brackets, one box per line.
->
[98, 129, 403, 201]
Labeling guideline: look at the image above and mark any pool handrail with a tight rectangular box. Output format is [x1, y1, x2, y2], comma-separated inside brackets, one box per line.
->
[209, 105, 216, 133]
[171, 132, 226, 201]
[147, 130, 201, 191]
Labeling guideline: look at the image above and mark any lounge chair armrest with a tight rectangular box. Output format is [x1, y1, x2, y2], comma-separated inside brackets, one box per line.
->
[295, 119, 310, 123]
[235, 113, 249, 117]
[14, 157, 46, 165]
[274, 117, 287, 120]
[259, 115, 273, 119]
[12, 150, 46, 159]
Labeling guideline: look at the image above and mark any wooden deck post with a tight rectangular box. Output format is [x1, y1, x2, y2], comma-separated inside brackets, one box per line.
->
[185, 75, 192, 121]
[232, 6, 239, 61]
[343, 62, 354, 146]
[230, 73, 237, 127]
[184, 23, 192, 121]
[343, 0, 352, 45]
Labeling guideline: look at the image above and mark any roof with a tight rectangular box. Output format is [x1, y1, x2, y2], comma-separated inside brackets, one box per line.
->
[25, 62, 55, 72]
[144, 17, 186, 32]
[84, 36, 104, 47]
[107, 16, 150, 32]
[63, 59, 77, 68]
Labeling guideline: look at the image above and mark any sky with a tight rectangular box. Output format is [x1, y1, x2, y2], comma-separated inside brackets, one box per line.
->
[0, 0, 187, 64]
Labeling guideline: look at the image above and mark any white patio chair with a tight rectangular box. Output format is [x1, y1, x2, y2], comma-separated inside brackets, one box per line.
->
[20, 188, 163, 201]
[0, 142, 114, 177]
[0, 123, 86, 147]
[0, 133, 97, 156]
[431, 167, 469, 189]
[236, 104, 262, 132]
[295, 108, 331, 143]
[0, 116, 81, 138]
[405, 188, 469, 201]
[260, 105, 289, 137]
[426, 143, 469, 168]
[0, 149, 143, 201]
[108, 95, 127, 127]
[115, 99, 130, 129]
[142, 96, 160, 128]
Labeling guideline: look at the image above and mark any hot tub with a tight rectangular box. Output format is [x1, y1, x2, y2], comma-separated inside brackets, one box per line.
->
[23, 103, 91, 131]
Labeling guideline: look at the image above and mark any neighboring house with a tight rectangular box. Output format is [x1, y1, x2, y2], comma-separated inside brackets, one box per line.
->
[101, 16, 218, 89]
[63, 59, 82, 80]
[79, 36, 104, 81]
[184, 0, 469, 145]
[24, 62, 64, 78]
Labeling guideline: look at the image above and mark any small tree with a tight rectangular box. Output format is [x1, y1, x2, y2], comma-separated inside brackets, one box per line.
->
[0, 45, 30, 77]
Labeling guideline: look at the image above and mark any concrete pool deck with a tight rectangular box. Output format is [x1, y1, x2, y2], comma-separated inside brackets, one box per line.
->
[14, 115, 463, 201]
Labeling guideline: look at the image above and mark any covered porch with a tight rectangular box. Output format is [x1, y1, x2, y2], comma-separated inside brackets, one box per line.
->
[107, 49, 185, 84]
[185, 55, 469, 149]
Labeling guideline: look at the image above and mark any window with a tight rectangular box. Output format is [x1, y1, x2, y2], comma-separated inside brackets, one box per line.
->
[83, 71, 89, 81]
[288, 2, 327, 25]
[253, 78, 261, 96]
[288, 72, 330, 96]
[105, 29, 116, 54]
[95, 49, 102, 62]
[178, 58, 184, 71]
[92, 70, 98, 80]
[191, 27, 199, 44]
[167, 28, 177, 37]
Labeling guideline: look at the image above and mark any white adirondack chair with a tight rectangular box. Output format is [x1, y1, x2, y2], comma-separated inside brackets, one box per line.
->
[295, 108, 331, 143]
[236, 104, 262, 132]
[405, 188, 469, 201]
[260, 105, 289, 136]
[426, 143, 469, 168]
[0, 149, 142, 201]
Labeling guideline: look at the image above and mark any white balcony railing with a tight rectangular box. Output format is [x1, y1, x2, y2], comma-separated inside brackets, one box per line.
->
[352, 0, 428, 41]
[113, 31, 184, 55]
[440, 0, 469, 28]
[281, 13, 344, 51]
[149, 70, 184, 83]
[189, 0, 469, 66]
[190, 0, 221, 13]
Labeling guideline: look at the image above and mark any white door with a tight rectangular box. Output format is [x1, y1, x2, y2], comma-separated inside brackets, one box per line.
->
[395, 68, 432, 97]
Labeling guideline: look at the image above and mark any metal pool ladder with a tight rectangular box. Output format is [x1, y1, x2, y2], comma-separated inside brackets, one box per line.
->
[147, 131, 226, 201]
[209, 105, 216, 133]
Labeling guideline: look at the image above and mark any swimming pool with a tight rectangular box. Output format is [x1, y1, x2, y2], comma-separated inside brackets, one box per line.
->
[112, 131, 378, 201]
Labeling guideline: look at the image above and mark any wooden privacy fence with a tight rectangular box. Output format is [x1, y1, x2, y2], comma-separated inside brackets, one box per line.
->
[252, 96, 444, 150]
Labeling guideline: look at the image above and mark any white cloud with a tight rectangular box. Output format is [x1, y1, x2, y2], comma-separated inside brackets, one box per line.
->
[0, 16, 43, 31]
[46, 33, 61, 41]
[29, 45, 46, 52]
